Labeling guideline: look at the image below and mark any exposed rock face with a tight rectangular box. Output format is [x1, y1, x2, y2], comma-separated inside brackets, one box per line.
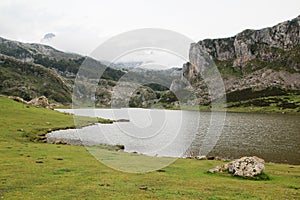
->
[183, 15, 300, 104]
[189, 15, 300, 70]
[28, 96, 52, 109]
[209, 156, 265, 177]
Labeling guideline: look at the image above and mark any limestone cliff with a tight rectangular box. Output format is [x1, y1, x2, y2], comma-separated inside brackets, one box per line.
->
[183, 15, 300, 105]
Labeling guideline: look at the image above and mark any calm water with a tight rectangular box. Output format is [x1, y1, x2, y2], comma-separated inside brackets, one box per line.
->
[48, 109, 300, 164]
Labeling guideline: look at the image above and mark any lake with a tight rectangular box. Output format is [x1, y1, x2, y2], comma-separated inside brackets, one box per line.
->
[47, 108, 300, 165]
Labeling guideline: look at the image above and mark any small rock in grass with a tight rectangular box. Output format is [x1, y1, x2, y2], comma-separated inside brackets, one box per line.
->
[54, 157, 63, 160]
[35, 160, 44, 164]
[54, 139, 67, 145]
[196, 156, 207, 160]
[208, 165, 223, 173]
[139, 185, 148, 190]
[99, 183, 111, 187]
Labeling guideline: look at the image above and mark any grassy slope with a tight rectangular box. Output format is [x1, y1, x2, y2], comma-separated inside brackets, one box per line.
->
[226, 94, 300, 113]
[0, 97, 299, 199]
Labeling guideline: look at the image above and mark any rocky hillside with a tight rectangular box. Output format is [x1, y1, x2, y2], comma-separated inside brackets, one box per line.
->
[0, 37, 130, 105]
[0, 37, 124, 79]
[0, 54, 72, 103]
[0, 37, 84, 77]
[0, 37, 180, 107]
[182, 15, 300, 108]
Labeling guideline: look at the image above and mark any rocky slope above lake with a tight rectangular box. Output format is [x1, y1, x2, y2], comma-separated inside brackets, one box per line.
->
[181, 15, 300, 109]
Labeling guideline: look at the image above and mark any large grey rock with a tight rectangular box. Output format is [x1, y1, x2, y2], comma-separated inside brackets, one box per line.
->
[225, 156, 265, 177]
[209, 156, 265, 178]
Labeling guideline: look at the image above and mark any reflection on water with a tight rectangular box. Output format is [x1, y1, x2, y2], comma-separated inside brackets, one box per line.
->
[49, 109, 300, 164]
[206, 113, 300, 165]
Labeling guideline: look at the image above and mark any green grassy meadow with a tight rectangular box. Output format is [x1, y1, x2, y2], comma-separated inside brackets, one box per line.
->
[0, 97, 299, 199]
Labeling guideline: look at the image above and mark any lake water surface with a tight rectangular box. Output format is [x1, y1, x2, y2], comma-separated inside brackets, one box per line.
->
[48, 109, 300, 164]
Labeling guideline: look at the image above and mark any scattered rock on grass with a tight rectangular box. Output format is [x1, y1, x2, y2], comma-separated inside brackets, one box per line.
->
[208, 165, 223, 173]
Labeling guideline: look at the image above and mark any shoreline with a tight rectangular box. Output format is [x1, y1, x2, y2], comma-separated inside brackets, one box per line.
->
[55, 105, 300, 114]
[48, 107, 300, 165]
[45, 131, 300, 166]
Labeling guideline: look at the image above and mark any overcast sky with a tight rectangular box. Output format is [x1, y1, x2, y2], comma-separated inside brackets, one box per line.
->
[0, 0, 299, 55]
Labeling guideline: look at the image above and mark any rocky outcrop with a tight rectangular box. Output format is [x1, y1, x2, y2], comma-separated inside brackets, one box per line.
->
[28, 96, 53, 109]
[188, 15, 300, 71]
[209, 156, 265, 178]
[183, 15, 300, 104]
[8, 95, 55, 109]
